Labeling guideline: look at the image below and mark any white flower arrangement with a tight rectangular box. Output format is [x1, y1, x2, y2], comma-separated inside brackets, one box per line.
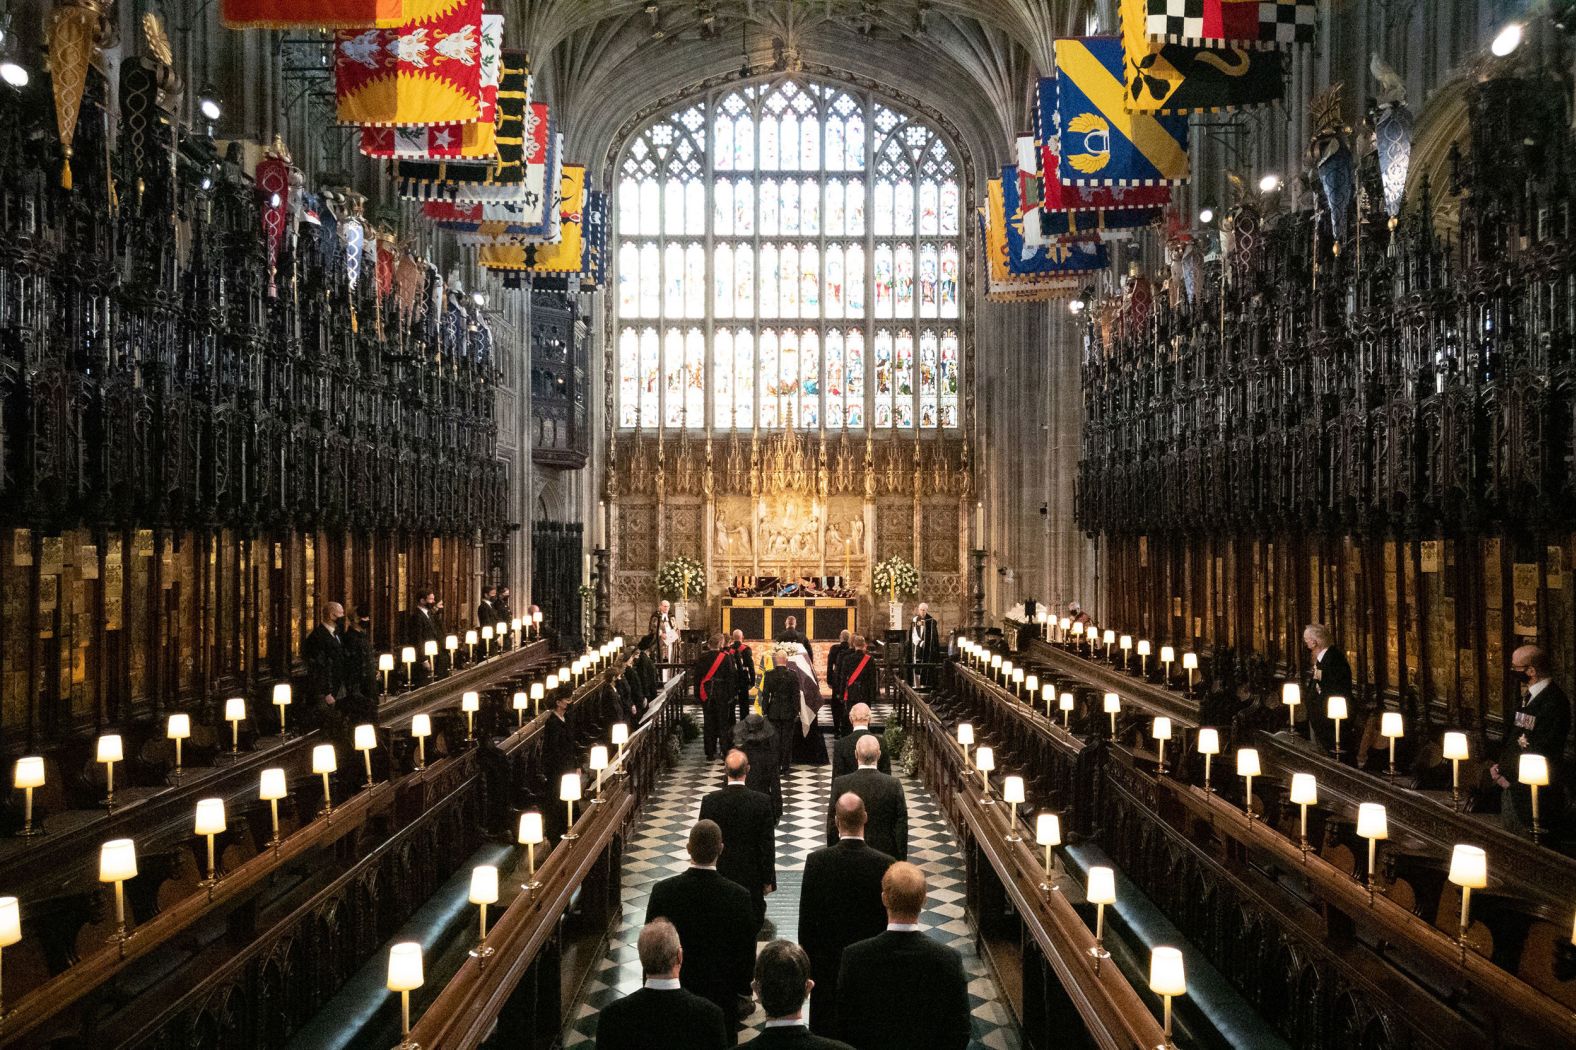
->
[872, 556, 919, 603]
[656, 556, 706, 602]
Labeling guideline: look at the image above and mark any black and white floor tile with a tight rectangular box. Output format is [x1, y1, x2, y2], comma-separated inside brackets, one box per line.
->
[563, 706, 1022, 1049]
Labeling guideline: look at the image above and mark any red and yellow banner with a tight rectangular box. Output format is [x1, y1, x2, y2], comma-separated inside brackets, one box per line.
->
[359, 12, 504, 157]
[334, 0, 483, 127]
[478, 165, 585, 272]
[223, 0, 414, 30]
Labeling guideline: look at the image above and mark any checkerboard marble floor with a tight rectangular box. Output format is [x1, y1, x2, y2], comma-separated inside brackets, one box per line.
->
[563, 706, 1022, 1049]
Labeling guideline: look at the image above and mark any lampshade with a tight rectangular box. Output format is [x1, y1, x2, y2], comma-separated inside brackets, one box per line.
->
[1327, 695, 1348, 720]
[558, 665, 571, 681]
[560, 772, 582, 801]
[386, 942, 424, 992]
[1012, 669, 1025, 686]
[99, 838, 138, 882]
[423, 640, 437, 657]
[1235, 749, 1261, 777]
[1103, 630, 1116, 645]
[957, 723, 975, 747]
[1149, 946, 1187, 997]
[1153, 717, 1172, 741]
[1120, 635, 1133, 650]
[1137, 640, 1151, 657]
[260, 767, 287, 801]
[990, 655, 1002, 670]
[534, 611, 543, 624]
[312, 744, 337, 775]
[226, 696, 247, 721]
[411, 714, 432, 738]
[482, 626, 494, 640]
[1182, 652, 1198, 670]
[1380, 711, 1404, 739]
[465, 630, 478, 646]
[1087, 866, 1117, 905]
[1103, 692, 1121, 714]
[612, 723, 629, 746]
[354, 724, 377, 751]
[975, 746, 996, 772]
[1356, 802, 1388, 840]
[13, 756, 44, 789]
[273, 683, 292, 706]
[446, 635, 459, 651]
[1519, 753, 1550, 787]
[1036, 812, 1061, 846]
[401, 645, 417, 663]
[1197, 728, 1220, 755]
[378, 653, 395, 672]
[1160, 646, 1175, 664]
[530, 683, 545, 702]
[513, 691, 529, 711]
[167, 714, 191, 740]
[194, 798, 227, 836]
[1442, 732, 1470, 761]
[469, 864, 499, 905]
[1040, 683, 1052, 704]
[1060, 692, 1075, 712]
[512, 618, 522, 632]
[0, 896, 20, 947]
[1282, 683, 1301, 707]
[589, 745, 609, 772]
[1448, 844, 1488, 889]
[495, 621, 507, 637]
[97, 735, 123, 763]
[517, 811, 544, 845]
[1072, 622, 1085, 637]
[546, 675, 559, 691]
[1059, 618, 1071, 632]
[1003, 776, 1026, 804]
[462, 691, 480, 713]
[1289, 773, 1318, 806]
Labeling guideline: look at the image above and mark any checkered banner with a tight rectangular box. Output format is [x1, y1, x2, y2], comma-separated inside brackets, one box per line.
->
[1143, 0, 1315, 46]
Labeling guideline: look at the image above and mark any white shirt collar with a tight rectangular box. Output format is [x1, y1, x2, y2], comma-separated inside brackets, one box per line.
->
[727, 780, 748, 787]
[644, 977, 681, 990]
[1313, 646, 1328, 661]
[852, 724, 870, 732]
[1530, 678, 1550, 698]
[763, 1018, 806, 1028]
[887, 922, 922, 932]
[689, 863, 717, 871]
[857, 763, 879, 770]
[839, 833, 865, 841]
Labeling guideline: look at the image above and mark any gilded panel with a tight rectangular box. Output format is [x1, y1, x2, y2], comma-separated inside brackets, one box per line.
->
[921, 502, 959, 572]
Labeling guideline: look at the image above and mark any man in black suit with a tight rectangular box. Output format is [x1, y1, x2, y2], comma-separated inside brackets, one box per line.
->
[696, 634, 740, 761]
[763, 652, 802, 775]
[826, 630, 852, 735]
[477, 585, 500, 629]
[541, 692, 578, 841]
[729, 630, 757, 723]
[1491, 644, 1571, 835]
[595, 919, 728, 1050]
[338, 608, 377, 723]
[402, 591, 443, 668]
[645, 821, 758, 1044]
[837, 863, 970, 1050]
[838, 636, 877, 712]
[798, 794, 895, 1037]
[699, 750, 777, 931]
[775, 615, 808, 649]
[832, 704, 890, 780]
[907, 603, 941, 689]
[303, 601, 345, 728]
[1301, 622, 1355, 758]
[826, 736, 906, 860]
[750, 941, 856, 1050]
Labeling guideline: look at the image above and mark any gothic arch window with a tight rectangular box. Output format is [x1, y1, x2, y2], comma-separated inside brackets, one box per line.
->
[615, 76, 962, 432]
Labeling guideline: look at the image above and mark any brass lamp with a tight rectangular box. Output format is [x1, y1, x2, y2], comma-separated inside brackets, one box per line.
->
[1357, 802, 1388, 903]
[1380, 711, 1404, 777]
[444, 634, 459, 672]
[313, 744, 337, 822]
[1119, 634, 1133, 669]
[1102, 629, 1115, 659]
[1160, 645, 1175, 682]
[462, 691, 480, 743]
[561, 773, 583, 841]
[423, 639, 438, 675]
[13, 756, 45, 837]
[975, 746, 995, 803]
[590, 745, 609, 802]
[1448, 844, 1487, 962]
[1152, 717, 1172, 775]
[1060, 692, 1075, 729]
[378, 652, 394, 696]
[0, 895, 20, 1015]
[1103, 692, 1121, 737]
[1149, 946, 1187, 1050]
[353, 724, 378, 790]
[97, 734, 123, 808]
[1282, 682, 1301, 728]
[512, 691, 529, 728]
[469, 865, 499, 963]
[1237, 748, 1261, 821]
[465, 629, 478, 662]
[612, 723, 630, 773]
[1086, 866, 1116, 970]
[1519, 754, 1550, 842]
[1182, 651, 1198, 690]
[1442, 732, 1469, 806]
[1136, 639, 1151, 676]
[225, 696, 246, 757]
[1327, 695, 1348, 758]
[401, 645, 417, 685]
[957, 723, 974, 770]
[518, 811, 544, 891]
[530, 681, 545, 715]
[387, 942, 424, 1050]
[1011, 667, 1025, 696]
[1289, 773, 1317, 856]
[411, 714, 431, 770]
[194, 798, 226, 896]
[167, 714, 191, 781]
[1003, 776, 1025, 841]
[1036, 812, 1061, 894]
[259, 767, 286, 852]
[1039, 682, 1052, 718]
[272, 682, 292, 738]
[1197, 729, 1219, 792]
[98, 838, 138, 955]
[494, 621, 508, 651]
[481, 624, 494, 657]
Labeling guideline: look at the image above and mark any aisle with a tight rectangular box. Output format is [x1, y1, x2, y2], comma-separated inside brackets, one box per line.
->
[563, 712, 1022, 1048]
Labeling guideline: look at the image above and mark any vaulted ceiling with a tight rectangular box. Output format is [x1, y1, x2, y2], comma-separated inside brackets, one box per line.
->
[507, 0, 1090, 174]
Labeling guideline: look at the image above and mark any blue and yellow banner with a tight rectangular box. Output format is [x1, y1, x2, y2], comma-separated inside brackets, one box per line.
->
[1053, 37, 1190, 186]
[990, 176, 1108, 284]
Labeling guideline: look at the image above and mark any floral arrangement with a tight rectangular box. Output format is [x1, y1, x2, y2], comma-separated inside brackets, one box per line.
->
[657, 556, 706, 602]
[872, 556, 919, 603]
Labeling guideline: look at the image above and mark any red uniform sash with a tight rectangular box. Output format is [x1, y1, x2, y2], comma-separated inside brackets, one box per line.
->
[700, 651, 728, 702]
[846, 653, 872, 687]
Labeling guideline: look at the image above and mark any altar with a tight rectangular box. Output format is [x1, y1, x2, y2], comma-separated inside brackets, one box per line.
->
[720, 597, 858, 642]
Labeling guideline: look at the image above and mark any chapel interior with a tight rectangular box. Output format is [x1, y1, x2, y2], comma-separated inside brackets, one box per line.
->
[0, 0, 1573, 1048]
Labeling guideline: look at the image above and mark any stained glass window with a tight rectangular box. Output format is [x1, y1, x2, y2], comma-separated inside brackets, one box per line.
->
[615, 77, 963, 430]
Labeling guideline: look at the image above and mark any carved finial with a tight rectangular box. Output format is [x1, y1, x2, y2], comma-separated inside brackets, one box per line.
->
[1370, 54, 1406, 107]
[142, 12, 173, 66]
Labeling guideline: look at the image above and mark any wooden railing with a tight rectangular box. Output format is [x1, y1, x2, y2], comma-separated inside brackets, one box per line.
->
[894, 679, 1169, 1050]
[965, 643, 1576, 1049]
[0, 641, 641, 1049]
